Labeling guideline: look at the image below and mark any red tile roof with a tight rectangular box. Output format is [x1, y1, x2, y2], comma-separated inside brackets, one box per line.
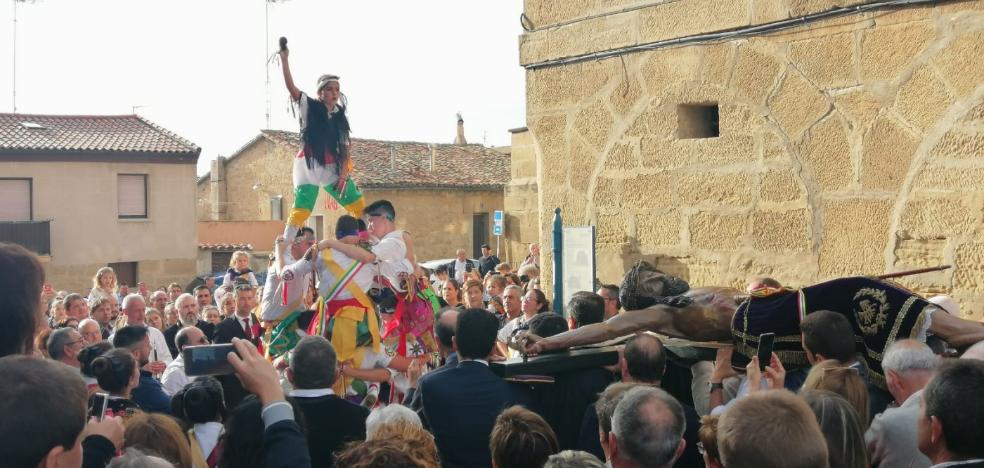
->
[255, 130, 509, 190]
[0, 113, 200, 157]
[198, 243, 253, 251]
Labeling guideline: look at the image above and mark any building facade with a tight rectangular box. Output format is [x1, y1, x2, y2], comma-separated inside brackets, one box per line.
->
[521, 0, 984, 319]
[197, 128, 510, 268]
[0, 113, 200, 292]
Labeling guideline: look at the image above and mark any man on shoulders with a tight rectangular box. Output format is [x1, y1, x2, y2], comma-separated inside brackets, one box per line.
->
[287, 336, 369, 468]
[417, 308, 531, 468]
[866, 339, 936, 468]
[162, 326, 209, 396]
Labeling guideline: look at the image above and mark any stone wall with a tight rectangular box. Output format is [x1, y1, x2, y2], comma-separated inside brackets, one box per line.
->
[502, 128, 541, 265]
[522, 0, 984, 319]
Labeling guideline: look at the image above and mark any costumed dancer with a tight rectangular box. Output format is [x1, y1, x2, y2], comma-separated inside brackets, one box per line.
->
[259, 229, 316, 360]
[284, 215, 388, 398]
[318, 200, 437, 359]
[277, 37, 365, 243]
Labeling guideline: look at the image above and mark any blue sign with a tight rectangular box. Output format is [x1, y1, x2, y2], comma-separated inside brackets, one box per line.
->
[493, 210, 504, 236]
[493, 224, 503, 236]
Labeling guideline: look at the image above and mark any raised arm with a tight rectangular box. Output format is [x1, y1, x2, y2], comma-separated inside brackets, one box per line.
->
[526, 307, 670, 354]
[318, 238, 376, 264]
[279, 45, 302, 102]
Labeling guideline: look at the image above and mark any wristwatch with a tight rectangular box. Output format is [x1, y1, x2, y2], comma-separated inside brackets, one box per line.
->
[709, 382, 724, 391]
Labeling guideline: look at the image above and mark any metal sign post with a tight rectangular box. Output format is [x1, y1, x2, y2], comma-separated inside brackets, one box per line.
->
[493, 210, 504, 257]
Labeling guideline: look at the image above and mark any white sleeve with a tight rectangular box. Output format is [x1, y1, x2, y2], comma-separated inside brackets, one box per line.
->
[283, 257, 314, 280]
[372, 237, 405, 263]
[150, 328, 173, 364]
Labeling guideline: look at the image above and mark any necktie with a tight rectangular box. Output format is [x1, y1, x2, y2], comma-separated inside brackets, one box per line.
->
[243, 319, 252, 339]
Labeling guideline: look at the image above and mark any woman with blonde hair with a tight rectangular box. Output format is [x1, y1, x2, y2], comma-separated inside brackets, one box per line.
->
[90, 266, 118, 299]
[145, 308, 165, 332]
[202, 305, 223, 326]
[335, 419, 440, 468]
[801, 359, 870, 428]
[47, 299, 67, 328]
[123, 412, 194, 468]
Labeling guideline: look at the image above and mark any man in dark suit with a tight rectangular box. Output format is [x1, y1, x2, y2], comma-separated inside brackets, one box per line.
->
[213, 283, 261, 408]
[405, 308, 460, 410]
[164, 293, 215, 357]
[578, 334, 702, 467]
[287, 335, 369, 468]
[418, 308, 532, 468]
[445, 249, 471, 283]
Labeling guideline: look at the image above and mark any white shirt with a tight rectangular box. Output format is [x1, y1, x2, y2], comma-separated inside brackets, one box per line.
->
[454, 259, 466, 282]
[161, 355, 192, 396]
[372, 230, 414, 292]
[289, 388, 335, 397]
[286, 249, 375, 301]
[260, 251, 310, 321]
[193, 422, 224, 460]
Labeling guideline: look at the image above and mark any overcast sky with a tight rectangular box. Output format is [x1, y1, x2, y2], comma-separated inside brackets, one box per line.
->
[0, 0, 526, 175]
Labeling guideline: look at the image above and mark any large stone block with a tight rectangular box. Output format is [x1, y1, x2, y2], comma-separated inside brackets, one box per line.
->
[832, 87, 885, 129]
[623, 173, 675, 208]
[641, 47, 702, 94]
[597, 214, 628, 245]
[605, 141, 638, 171]
[894, 238, 947, 268]
[640, 137, 690, 171]
[929, 129, 984, 161]
[953, 243, 984, 290]
[760, 170, 805, 202]
[861, 117, 918, 191]
[689, 212, 746, 250]
[523, 0, 592, 29]
[751, 209, 811, 252]
[625, 102, 674, 139]
[798, 115, 853, 192]
[912, 166, 984, 192]
[768, 70, 832, 140]
[610, 76, 644, 120]
[637, 211, 682, 247]
[675, 172, 755, 206]
[860, 21, 935, 82]
[788, 32, 857, 89]
[899, 198, 976, 239]
[819, 199, 892, 277]
[733, 46, 784, 105]
[569, 143, 599, 192]
[895, 66, 954, 133]
[592, 177, 623, 209]
[932, 28, 984, 98]
[527, 66, 581, 111]
[701, 43, 736, 86]
[574, 101, 616, 151]
[637, 0, 749, 45]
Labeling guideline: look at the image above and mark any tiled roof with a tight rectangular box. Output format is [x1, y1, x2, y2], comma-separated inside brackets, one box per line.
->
[0, 113, 200, 157]
[257, 130, 509, 190]
[199, 243, 253, 251]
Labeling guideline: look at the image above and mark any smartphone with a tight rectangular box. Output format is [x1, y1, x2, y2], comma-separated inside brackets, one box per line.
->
[183, 344, 237, 376]
[757, 332, 776, 371]
[90, 392, 109, 421]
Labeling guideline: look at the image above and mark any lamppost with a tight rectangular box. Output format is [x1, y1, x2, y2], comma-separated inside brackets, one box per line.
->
[11, 0, 38, 113]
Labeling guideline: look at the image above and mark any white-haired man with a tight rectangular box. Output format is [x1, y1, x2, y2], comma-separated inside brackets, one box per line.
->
[865, 339, 937, 468]
[114, 293, 171, 367]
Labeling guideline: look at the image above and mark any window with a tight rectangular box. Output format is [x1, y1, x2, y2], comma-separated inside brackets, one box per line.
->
[0, 178, 31, 221]
[118, 174, 148, 219]
[270, 196, 284, 221]
[676, 103, 720, 139]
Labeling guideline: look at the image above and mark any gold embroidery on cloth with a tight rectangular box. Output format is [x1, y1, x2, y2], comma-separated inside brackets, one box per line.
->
[853, 288, 890, 336]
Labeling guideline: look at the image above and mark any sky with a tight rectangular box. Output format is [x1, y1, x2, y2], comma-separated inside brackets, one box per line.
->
[0, 0, 527, 175]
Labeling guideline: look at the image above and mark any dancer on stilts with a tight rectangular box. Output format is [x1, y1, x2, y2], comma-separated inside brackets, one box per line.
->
[278, 37, 365, 243]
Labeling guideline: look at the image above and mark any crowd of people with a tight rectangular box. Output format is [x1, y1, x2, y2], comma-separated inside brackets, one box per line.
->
[3, 202, 984, 468]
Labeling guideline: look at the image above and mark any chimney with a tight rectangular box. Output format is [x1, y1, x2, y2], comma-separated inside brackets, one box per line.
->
[430, 144, 436, 171]
[210, 156, 227, 221]
[390, 144, 396, 170]
[454, 113, 467, 145]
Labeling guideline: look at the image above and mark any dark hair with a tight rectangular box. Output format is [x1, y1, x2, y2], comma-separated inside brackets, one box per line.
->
[435, 264, 449, 274]
[301, 88, 350, 173]
[799, 390, 868, 468]
[336, 215, 361, 239]
[0, 243, 44, 358]
[443, 279, 463, 300]
[220, 395, 306, 468]
[91, 348, 137, 394]
[80, 341, 114, 378]
[333, 439, 422, 468]
[923, 359, 984, 458]
[800, 310, 857, 362]
[193, 284, 210, 294]
[0, 356, 88, 467]
[528, 289, 550, 313]
[527, 313, 568, 339]
[435, 308, 457, 349]
[290, 336, 338, 389]
[623, 334, 666, 383]
[364, 200, 396, 221]
[113, 325, 149, 349]
[490, 406, 560, 468]
[455, 308, 500, 360]
[567, 291, 605, 328]
[488, 274, 507, 290]
[172, 376, 226, 424]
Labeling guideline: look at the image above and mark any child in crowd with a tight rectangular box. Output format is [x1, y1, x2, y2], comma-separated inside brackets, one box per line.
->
[223, 251, 258, 287]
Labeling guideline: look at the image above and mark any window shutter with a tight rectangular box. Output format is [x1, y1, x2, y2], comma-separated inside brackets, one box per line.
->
[0, 179, 31, 221]
[118, 174, 147, 218]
